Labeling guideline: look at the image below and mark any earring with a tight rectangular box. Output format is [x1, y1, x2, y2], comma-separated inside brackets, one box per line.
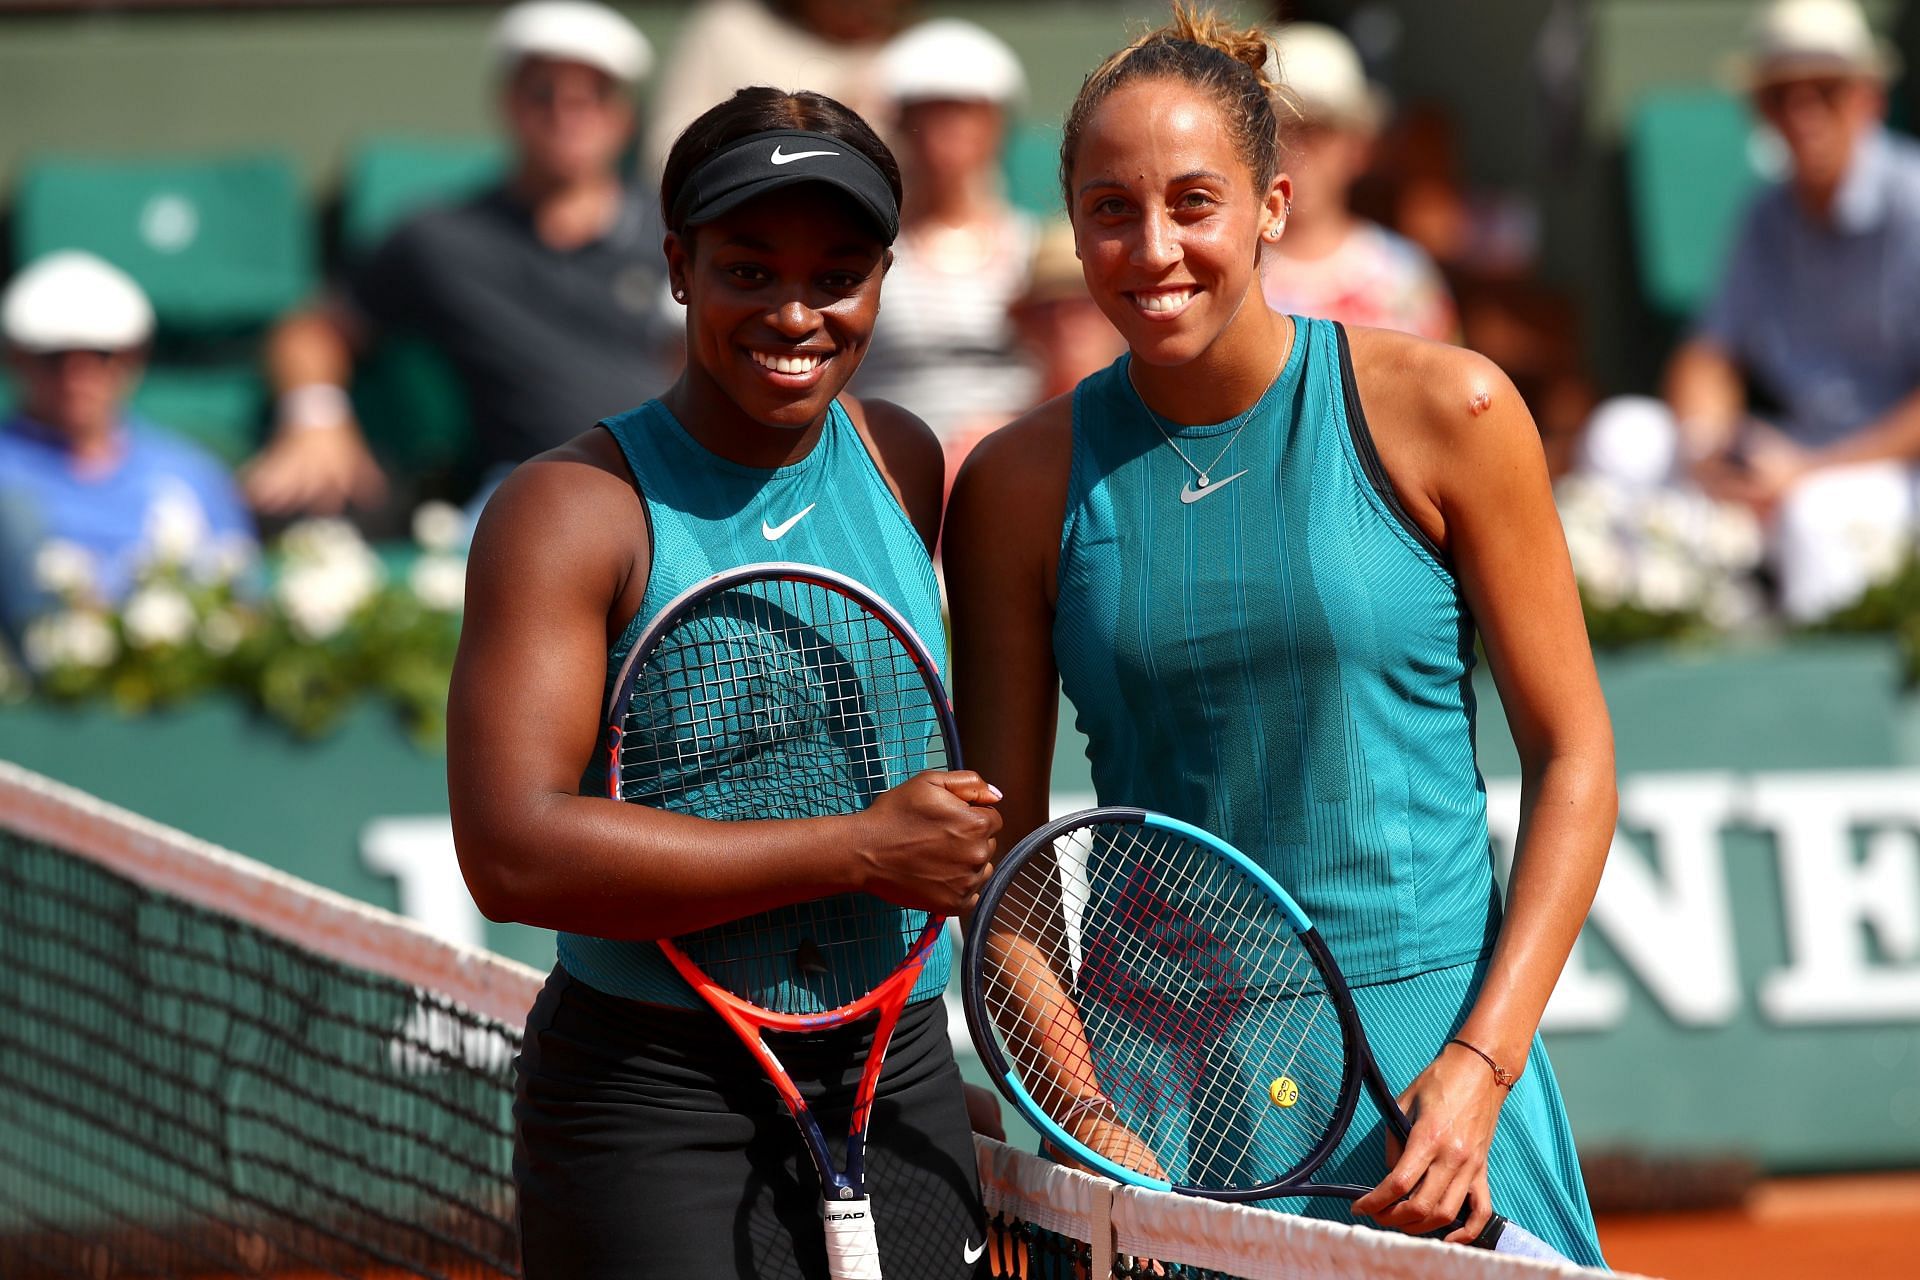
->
[672, 287, 686, 302]
[1284, 199, 1294, 216]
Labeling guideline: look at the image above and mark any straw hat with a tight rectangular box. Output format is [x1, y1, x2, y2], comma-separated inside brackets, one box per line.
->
[1726, 0, 1899, 90]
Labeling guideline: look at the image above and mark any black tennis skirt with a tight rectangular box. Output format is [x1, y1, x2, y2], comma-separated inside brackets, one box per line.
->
[514, 965, 988, 1280]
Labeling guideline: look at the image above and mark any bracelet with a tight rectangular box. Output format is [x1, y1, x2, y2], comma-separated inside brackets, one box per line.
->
[1447, 1037, 1519, 1088]
[277, 383, 353, 433]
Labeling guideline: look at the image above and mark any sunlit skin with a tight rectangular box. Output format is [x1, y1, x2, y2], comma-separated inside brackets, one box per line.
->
[1068, 79, 1290, 419]
[9, 348, 141, 466]
[662, 185, 891, 453]
[945, 72, 1613, 1247]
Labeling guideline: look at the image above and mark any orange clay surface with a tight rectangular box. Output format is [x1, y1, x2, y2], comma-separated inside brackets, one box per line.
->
[1597, 1173, 1920, 1279]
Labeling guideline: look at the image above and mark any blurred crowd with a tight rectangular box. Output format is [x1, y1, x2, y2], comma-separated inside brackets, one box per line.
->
[4, 0, 1920, 648]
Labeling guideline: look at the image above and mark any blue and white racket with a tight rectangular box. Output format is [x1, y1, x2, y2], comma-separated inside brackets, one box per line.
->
[962, 807, 1568, 1261]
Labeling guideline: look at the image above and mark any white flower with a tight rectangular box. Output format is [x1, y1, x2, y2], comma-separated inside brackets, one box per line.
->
[144, 484, 210, 566]
[409, 554, 466, 612]
[276, 548, 382, 642]
[1843, 517, 1907, 587]
[280, 518, 370, 566]
[410, 501, 466, 554]
[1574, 538, 1631, 608]
[199, 608, 249, 656]
[122, 586, 196, 649]
[1702, 503, 1764, 571]
[33, 539, 97, 598]
[195, 533, 257, 586]
[1632, 550, 1700, 614]
[1639, 490, 1695, 547]
[23, 610, 118, 672]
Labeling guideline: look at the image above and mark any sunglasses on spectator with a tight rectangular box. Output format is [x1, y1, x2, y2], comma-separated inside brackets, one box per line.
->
[1754, 77, 1856, 113]
[20, 348, 126, 363]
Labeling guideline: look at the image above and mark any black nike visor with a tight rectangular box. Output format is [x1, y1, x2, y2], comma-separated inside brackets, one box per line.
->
[668, 129, 901, 243]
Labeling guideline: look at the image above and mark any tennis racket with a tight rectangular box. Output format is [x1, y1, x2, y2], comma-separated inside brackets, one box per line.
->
[604, 562, 961, 1280]
[962, 807, 1568, 1261]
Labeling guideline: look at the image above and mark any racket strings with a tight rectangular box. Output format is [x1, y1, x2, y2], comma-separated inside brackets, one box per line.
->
[981, 824, 1351, 1191]
[612, 575, 950, 1015]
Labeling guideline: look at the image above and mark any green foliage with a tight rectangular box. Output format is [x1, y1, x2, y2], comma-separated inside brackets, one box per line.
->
[1818, 553, 1920, 685]
[7, 511, 466, 747]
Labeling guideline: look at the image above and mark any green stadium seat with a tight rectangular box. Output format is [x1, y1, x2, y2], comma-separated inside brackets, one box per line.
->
[341, 136, 504, 255]
[1625, 89, 1768, 317]
[13, 153, 315, 333]
[1004, 121, 1064, 218]
[130, 361, 266, 464]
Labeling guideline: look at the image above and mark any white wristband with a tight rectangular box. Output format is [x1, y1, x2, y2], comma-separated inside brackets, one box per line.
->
[277, 383, 353, 433]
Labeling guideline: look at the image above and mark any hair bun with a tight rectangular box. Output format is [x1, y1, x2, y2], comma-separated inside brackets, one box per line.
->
[1168, 0, 1280, 94]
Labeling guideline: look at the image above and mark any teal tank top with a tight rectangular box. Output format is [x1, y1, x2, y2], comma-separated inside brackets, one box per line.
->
[559, 398, 952, 1008]
[1053, 318, 1498, 984]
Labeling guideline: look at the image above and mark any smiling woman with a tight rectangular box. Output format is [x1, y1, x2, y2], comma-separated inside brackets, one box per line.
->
[446, 87, 1003, 1280]
[944, 1, 1615, 1268]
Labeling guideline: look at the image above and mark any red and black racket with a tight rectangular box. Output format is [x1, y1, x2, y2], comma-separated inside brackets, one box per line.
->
[604, 562, 959, 1279]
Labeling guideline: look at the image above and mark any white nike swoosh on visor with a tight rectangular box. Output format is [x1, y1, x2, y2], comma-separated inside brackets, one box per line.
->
[963, 1239, 986, 1265]
[1179, 470, 1249, 504]
[761, 503, 817, 540]
[770, 146, 840, 165]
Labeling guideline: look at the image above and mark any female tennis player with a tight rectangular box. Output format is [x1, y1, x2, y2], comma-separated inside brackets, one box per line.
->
[447, 89, 1002, 1279]
[944, 6, 1612, 1266]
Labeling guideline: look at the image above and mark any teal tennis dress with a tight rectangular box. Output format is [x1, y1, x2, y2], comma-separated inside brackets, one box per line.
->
[1051, 319, 1604, 1266]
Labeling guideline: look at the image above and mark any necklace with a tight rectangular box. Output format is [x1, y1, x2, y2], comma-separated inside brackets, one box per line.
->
[1125, 326, 1291, 502]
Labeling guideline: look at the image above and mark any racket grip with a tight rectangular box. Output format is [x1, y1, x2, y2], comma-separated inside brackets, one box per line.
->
[1486, 1217, 1573, 1262]
[823, 1196, 882, 1279]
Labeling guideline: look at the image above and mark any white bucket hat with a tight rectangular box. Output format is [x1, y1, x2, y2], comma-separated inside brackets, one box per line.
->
[2, 251, 154, 354]
[491, 0, 654, 85]
[1727, 0, 1899, 90]
[1263, 22, 1388, 131]
[880, 18, 1026, 108]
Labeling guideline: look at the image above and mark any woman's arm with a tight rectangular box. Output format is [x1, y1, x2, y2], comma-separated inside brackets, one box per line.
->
[944, 402, 1075, 859]
[447, 440, 1001, 941]
[1347, 333, 1616, 1243]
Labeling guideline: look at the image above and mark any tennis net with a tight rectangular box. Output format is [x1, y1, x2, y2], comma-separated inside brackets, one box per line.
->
[0, 761, 1625, 1279]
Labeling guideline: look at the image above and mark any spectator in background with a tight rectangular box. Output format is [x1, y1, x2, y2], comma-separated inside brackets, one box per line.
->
[0, 253, 253, 635]
[1260, 22, 1458, 342]
[243, 0, 674, 517]
[1010, 221, 1127, 409]
[1584, 0, 1920, 620]
[933, 221, 1127, 495]
[853, 19, 1037, 476]
[644, 0, 911, 176]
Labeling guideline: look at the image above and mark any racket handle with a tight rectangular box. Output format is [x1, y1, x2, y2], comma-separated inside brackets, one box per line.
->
[1467, 1213, 1572, 1262]
[823, 1196, 882, 1279]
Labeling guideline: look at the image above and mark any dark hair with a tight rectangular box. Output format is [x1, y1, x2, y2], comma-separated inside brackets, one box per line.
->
[1059, 2, 1286, 205]
[660, 87, 903, 234]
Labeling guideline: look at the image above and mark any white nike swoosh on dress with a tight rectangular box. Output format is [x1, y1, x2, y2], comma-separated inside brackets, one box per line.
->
[761, 503, 817, 540]
[1179, 470, 1249, 504]
[770, 146, 840, 165]
[962, 1239, 986, 1265]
